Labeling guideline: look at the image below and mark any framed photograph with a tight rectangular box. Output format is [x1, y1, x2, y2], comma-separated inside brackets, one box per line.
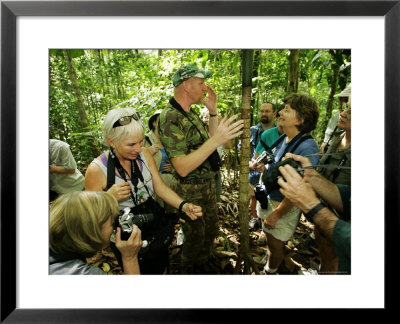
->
[1, 0, 398, 321]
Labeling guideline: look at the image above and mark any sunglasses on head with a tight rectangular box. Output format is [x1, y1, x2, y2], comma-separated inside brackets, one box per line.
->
[112, 112, 140, 128]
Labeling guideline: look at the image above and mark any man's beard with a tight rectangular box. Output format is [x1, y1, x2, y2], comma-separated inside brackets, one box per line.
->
[261, 117, 269, 124]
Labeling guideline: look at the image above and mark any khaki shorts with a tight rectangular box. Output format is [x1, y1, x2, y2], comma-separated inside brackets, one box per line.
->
[256, 199, 301, 242]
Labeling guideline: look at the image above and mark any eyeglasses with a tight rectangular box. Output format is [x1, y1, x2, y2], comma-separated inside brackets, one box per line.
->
[112, 112, 140, 128]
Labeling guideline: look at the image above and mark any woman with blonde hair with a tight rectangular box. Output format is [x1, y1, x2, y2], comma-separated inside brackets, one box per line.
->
[50, 191, 142, 275]
[85, 107, 202, 274]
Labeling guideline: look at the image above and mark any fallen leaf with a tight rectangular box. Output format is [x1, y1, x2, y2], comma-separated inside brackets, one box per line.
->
[102, 262, 111, 273]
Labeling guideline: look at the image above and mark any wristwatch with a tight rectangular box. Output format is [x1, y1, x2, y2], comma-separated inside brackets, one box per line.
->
[179, 200, 188, 213]
[304, 202, 327, 223]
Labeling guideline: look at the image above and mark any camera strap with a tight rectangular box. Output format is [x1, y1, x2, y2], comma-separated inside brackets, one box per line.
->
[273, 133, 312, 162]
[259, 133, 286, 154]
[259, 137, 270, 151]
[169, 97, 210, 142]
[299, 164, 351, 172]
[284, 133, 312, 156]
[107, 148, 152, 206]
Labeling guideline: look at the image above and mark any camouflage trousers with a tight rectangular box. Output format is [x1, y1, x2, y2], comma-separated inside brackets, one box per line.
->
[177, 178, 219, 274]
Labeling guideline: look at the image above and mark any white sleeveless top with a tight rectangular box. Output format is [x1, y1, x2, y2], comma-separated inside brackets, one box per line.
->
[92, 151, 155, 209]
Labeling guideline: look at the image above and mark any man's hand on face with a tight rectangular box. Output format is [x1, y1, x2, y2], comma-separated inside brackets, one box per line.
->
[203, 86, 217, 113]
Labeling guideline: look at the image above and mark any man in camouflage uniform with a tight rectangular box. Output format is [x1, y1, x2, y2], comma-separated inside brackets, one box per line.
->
[159, 64, 244, 274]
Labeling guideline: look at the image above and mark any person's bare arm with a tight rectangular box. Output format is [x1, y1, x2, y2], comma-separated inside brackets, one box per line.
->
[171, 115, 243, 177]
[50, 165, 75, 174]
[85, 158, 131, 201]
[284, 153, 343, 213]
[142, 149, 202, 220]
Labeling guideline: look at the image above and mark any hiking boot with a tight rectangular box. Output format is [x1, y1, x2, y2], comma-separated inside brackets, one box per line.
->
[249, 218, 261, 231]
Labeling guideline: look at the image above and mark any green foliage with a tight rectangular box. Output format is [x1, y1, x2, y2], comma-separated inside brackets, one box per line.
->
[49, 49, 351, 171]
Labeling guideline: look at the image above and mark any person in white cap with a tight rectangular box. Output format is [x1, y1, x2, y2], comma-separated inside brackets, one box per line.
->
[320, 84, 351, 153]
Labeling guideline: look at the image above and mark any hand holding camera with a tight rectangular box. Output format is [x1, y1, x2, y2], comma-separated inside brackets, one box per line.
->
[114, 207, 157, 241]
[283, 153, 318, 184]
[114, 224, 142, 260]
[249, 159, 257, 170]
[283, 153, 312, 168]
[256, 162, 266, 173]
[255, 150, 275, 165]
[261, 158, 303, 194]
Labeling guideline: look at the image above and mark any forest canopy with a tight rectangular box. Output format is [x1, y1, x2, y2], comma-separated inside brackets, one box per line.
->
[49, 49, 351, 171]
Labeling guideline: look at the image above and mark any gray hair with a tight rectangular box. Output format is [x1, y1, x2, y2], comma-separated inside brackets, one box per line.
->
[102, 107, 144, 147]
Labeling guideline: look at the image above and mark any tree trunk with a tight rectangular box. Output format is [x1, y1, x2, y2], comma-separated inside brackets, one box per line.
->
[63, 50, 90, 130]
[235, 49, 259, 274]
[287, 49, 300, 94]
[326, 63, 339, 121]
[250, 49, 261, 126]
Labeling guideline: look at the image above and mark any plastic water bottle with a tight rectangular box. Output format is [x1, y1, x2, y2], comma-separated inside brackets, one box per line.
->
[177, 228, 184, 246]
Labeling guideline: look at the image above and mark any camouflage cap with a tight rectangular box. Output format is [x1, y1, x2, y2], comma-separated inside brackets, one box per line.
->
[172, 64, 214, 87]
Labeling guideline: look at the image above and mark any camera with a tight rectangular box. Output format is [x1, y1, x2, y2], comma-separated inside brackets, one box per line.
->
[254, 184, 269, 209]
[114, 207, 155, 241]
[262, 158, 302, 194]
[255, 150, 275, 165]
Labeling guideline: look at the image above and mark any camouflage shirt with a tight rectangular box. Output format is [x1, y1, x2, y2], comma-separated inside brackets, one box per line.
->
[159, 98, 216, 182]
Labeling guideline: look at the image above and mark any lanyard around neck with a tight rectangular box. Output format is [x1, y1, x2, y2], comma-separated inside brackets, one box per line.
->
[169, 97, 210, 142]
[109, 148, 139, 204]
[109, 148, 157, 206]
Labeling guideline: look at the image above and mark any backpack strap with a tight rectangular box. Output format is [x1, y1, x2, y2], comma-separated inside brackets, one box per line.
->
[259, 133, 285, 155]
[275, 133, 313, 162]
[259, 137, 270, 151]
[287, 134, 313, 155]
[106, 153, 116, 191]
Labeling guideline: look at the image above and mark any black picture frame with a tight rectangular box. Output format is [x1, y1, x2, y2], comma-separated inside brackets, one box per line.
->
[1, 0, 398, 322]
